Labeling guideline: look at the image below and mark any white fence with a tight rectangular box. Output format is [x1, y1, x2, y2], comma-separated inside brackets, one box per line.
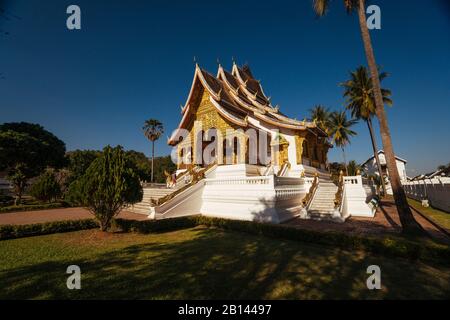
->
[403, 178, 450, 213]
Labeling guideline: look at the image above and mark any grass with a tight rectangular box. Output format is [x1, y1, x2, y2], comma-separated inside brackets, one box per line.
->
[407, 198, 450, 231]
[1, 226, 449, 299]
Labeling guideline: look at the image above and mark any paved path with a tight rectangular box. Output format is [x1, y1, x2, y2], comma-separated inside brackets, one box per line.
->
[286, 199, 401, 237]
[0, 207, 148, 225]
[286, 199, 450, 244]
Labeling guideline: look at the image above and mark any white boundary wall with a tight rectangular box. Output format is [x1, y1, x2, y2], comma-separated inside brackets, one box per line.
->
[403, 178, 450, 213]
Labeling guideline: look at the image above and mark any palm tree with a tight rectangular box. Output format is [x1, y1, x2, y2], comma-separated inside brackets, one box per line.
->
[328, 111, 357, 174]
[347, 160, 361, 176]
[312, 0, 423, 234]
[143, 119, 164, 183]
[309, 105, 331, 134]
[340, 66, 391, 196]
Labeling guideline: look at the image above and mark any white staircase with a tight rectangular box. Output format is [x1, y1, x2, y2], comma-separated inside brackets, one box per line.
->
[128, 185, 181, 215]
[307, 181, 338, 220]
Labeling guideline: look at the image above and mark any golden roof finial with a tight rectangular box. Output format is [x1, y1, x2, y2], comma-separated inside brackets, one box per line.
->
[193, 56, 199, 68]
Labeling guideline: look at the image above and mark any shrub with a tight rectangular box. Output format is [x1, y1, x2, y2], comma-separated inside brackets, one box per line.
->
[0, 190, 14, 206]
[29, 169, 61, 202]
[0, 219, 98, 240]
[0, 202, 68, 214]
[67, 146, 143, 231]
[114, 216, 198, 234]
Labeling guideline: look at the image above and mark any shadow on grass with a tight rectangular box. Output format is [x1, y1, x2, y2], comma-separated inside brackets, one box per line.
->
[1, 227, 449, 300]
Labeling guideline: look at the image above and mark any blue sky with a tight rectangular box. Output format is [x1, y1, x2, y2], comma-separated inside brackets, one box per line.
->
[1, 0, 449, 176]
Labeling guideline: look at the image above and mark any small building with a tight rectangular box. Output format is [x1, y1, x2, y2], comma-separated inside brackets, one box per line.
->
[361, 150, 407, 194]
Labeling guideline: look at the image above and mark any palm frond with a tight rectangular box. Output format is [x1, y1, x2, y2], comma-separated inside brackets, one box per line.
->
[340, 65, 392, 121]
[313, 0, 330, 17]
[143, 118, 164, 142]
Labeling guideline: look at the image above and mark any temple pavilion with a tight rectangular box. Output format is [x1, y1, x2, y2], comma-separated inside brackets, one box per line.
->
[168, 62, 331, 177]
[128, 62, 380, 224]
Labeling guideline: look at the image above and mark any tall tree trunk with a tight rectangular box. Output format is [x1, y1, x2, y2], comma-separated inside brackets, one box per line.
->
[342, 147, 348, 175]
[357, 0, 424, 235]
[367, 118, 387, 196]
[151, 140, 155, 183]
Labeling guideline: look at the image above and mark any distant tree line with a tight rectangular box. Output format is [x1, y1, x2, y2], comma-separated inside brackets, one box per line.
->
[0, 122, 175, 202]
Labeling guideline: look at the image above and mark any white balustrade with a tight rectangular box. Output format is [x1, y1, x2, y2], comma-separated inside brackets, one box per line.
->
[275, 188, 304, 200]
[343, 176, 362, 185]
[205, 176, 272, 185]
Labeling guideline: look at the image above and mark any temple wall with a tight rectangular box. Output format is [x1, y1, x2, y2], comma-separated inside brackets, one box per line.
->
[177, 90, 247, 168]
[175, 90, 330, 171]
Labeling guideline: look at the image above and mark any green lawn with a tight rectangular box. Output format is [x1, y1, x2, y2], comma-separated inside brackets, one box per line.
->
[408, 198, 450, 231]
[0, 226, 449, 299]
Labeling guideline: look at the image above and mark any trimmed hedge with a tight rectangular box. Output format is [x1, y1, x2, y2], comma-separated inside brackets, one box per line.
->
[114, 216, 198, 234]
[0, 202, 68, 214]
[0, 219, 98, 240]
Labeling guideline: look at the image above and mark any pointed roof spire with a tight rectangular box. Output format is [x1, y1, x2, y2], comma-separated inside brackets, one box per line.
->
[193, 56, 199, 68]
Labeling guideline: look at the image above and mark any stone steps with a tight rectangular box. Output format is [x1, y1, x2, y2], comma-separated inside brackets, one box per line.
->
[127, 186, 183, 214]
[307, 182, 338, 219]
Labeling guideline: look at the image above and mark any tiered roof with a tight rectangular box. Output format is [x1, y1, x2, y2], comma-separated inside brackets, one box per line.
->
[169, 62, 327, 145]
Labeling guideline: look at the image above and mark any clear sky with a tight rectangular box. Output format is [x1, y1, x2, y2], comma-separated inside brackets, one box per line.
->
[1, 0, 449, 176]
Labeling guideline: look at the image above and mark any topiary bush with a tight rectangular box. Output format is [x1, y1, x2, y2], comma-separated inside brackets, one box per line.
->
[67, 145, 143, 231]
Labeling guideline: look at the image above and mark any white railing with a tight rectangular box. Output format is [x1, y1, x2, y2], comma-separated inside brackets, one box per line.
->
[205, 176, 272, 185]
[275, 188, 304, 200]
[262, 164, 274, 176]
[343, 176, 362, 185]
[303, 177, 315, 184]
[275, 176, 303, 186]
[339, 174, 374, 218]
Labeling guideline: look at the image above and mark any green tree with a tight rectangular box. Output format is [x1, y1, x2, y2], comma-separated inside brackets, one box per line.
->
[125, 150, 152, 182]
[309, 105, 331, 134]
[143, 119, 164, 183]
[340, 65, 392, 195]
[7, 164, 29, 205]
[347, 160, 361, 176]
[67, 146, 143, 231]
[0, 122, 66, 204]
[152, 156, 177, 183]
[66, 150, 101, 182]
[437, 163, 450, 176]
[312, 0, 423, 234]
[328, 111, 357, 175]
[329, 161, 346, 183]
[29, 169, 61, 203]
